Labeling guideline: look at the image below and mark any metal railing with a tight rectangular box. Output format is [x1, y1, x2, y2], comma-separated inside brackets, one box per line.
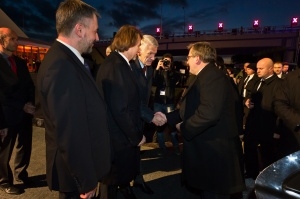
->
[98, 25, 300, 43]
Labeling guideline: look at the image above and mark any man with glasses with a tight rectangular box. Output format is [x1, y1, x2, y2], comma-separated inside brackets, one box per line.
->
[175, 42, 245, 198]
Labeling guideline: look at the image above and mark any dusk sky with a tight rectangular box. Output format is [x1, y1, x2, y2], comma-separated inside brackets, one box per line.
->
[1, 0, 300, 43]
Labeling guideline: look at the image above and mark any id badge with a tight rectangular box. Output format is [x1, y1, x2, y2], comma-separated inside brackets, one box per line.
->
[160, 90, 166, 95]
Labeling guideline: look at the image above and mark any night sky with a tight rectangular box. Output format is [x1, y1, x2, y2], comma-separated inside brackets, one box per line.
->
[1, 0, 300, 42]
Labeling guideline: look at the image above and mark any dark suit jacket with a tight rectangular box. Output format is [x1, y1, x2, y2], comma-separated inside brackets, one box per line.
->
[245, 75, 281, 140]
[244, 74, 260, 99]
[274, 69, 300, 146]
[237, 74, 260, 98]
[37, 41, 111, 193]
[179, 63, 245, 194]
[153, 68, 180, 105]
[96, 51, 143, 185]
[131, 58, 154, 123]
[0, 54, 35, 126]
[0, 103, 6, 129]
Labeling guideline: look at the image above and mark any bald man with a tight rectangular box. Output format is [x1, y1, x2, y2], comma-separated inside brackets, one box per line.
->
[0, 27, 35, 195]
[243, 58, 282, 180]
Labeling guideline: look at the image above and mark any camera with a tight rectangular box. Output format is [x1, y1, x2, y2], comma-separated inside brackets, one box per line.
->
[162, 59, 170, 67]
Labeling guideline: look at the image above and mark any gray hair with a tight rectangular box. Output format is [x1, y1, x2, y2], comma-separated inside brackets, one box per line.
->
[188, 42, 216, 63]
[141, 35, 159, 48]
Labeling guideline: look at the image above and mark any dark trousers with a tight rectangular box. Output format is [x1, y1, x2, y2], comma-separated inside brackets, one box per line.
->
[0, 116, 32, 185]
[244, 135, 276, 178]
[59, 190, 81, 199]
[184, 186, 231, 199]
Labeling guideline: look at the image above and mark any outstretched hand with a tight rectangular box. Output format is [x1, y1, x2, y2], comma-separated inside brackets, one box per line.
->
[80, 186, 97, 199]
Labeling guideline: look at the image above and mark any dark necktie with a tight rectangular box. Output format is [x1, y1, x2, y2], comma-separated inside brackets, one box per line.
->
[83, 60, 91, 73]
[8, 56, 17, 75]
[142, 66, 147, 77]
[242, 76, 250, 97]
[244, 75, 250, 84]
[257, 79, 265, 91]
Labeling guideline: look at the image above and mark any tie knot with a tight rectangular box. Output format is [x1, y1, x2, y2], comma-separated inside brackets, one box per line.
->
[142, 66, 147, 72]
[83, 60, 91, 73]
[8, 55, 14, 61]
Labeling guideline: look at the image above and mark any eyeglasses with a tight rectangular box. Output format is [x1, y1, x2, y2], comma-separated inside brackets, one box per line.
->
[186, 55, 195, 60]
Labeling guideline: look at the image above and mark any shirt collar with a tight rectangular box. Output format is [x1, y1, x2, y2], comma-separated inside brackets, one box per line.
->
[138, 59, 146, 69]
[117, 51, 130, 66]
[56, 39, 84, 64]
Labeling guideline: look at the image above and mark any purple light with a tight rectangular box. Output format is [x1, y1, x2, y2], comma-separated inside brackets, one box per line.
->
[292, 18, 298, 23]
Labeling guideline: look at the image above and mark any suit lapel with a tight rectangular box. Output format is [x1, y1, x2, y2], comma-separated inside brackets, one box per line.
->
[181, 74, 198, 100]
[55, 41, 101, 96]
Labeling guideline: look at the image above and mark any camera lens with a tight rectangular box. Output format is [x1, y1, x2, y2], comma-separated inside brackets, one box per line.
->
[163, 60, 170, 67]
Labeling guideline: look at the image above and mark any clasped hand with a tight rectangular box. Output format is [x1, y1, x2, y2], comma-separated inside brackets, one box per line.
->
[152, 112, 167, 126]
[23, 102, 35, 115]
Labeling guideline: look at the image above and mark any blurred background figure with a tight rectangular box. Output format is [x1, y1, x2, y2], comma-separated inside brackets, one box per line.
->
[282, 62, 289, 74]
[153, 53, 181, 156]
[274, 67, 300, 159]
[244, 58, 281, 180]
[0, 27, 35, 195]
[273, 61, 286, 79]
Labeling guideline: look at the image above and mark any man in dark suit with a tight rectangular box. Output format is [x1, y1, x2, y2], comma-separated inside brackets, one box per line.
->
[274, 68, 300, 158]
[237, 63, 260, 132]
[96, 25, 145, 199]
[244, 58, 281, 179]
[0, 27, 35, 195]
[273, 61, 287, 79]
[131, 34, 166, 195]
[36, 1, 111, 198]
[0, 103, 8, 151]
[175, 42, 245, 198]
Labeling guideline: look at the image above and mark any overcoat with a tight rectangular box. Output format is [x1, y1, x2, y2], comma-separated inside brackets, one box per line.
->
[179, 63, 245, 194]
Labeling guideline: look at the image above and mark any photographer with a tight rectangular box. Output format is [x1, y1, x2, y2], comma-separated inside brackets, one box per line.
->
[153, 53, 181, 155]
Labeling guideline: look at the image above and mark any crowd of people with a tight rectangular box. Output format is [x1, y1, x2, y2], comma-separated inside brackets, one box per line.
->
[1, 0, 300, 199]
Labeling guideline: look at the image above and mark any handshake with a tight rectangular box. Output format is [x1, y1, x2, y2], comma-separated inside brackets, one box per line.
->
[152, 112, 167, 126]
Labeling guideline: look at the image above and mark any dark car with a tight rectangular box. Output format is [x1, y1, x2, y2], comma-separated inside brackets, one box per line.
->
[255, 150, 300, 198]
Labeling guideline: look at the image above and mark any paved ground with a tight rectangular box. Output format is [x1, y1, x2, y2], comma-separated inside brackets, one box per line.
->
[0, 126, 255, 199]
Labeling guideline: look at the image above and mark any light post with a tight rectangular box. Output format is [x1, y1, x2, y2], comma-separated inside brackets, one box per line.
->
[183, 7, 185, 35]
[160, 1, 163, 39]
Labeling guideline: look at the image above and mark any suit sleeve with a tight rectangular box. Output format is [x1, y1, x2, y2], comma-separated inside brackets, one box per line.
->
[274, 76, 300, 134]
[140, 102, 154, 123]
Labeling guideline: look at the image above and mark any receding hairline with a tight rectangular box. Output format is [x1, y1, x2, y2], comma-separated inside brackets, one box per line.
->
[0, 27, 16, 36]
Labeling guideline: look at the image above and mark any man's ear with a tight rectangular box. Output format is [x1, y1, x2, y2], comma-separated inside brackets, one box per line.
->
[74, 23, 84, 38]
[0, 37, 4, 45]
